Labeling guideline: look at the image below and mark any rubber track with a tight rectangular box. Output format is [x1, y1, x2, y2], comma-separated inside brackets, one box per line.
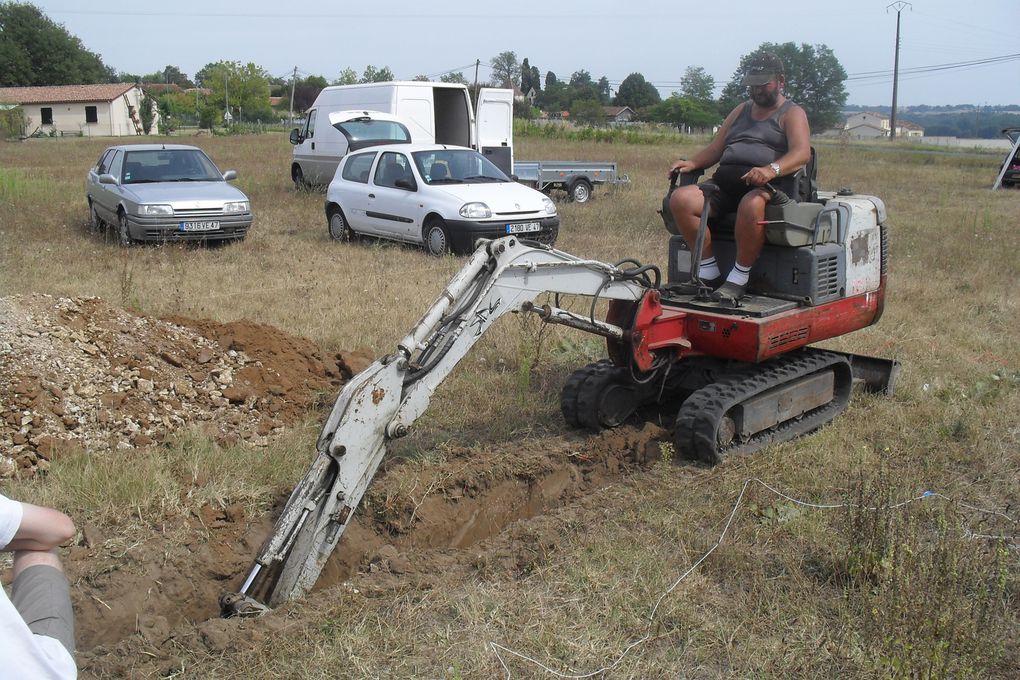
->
[674, 349, 852, 466]
[575, 361, 629, 431]
[560, 360, 610, 429]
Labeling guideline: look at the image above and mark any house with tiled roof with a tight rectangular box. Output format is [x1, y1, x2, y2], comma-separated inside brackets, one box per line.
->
[0, 83, 156, 137]
[604, 106, 635, 123]
[844, 111, 924, 139]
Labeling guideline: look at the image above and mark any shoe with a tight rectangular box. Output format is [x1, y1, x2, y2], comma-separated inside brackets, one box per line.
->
[711, 281, 747, 305]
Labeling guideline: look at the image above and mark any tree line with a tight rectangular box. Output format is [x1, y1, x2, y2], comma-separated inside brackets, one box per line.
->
[3, 1, 852, 133]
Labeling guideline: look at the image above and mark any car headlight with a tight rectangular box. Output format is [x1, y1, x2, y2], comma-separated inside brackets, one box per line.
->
[459, 202, 491, 219]
[541, 197, 557, 215]
[223, 201, 250, 214]
[138, 204, 173, 216]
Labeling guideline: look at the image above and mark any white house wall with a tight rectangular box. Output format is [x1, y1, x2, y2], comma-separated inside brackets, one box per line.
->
[22, 87, 158, 137]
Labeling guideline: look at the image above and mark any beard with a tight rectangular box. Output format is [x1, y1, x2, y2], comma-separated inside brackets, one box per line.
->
[752, 89, 780, 107]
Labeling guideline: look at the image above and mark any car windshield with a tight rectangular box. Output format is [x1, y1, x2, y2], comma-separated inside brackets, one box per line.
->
[411, 149, 510, 185]
[121, 149, 222, 184]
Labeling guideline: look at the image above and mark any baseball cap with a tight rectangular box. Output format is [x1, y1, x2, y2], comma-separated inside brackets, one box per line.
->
[741, 52, 784, 86]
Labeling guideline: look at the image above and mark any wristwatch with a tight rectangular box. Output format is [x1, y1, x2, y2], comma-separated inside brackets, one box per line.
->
[768, 162, 781, 178]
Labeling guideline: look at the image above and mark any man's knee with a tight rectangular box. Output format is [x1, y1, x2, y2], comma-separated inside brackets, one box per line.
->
[669, 185, 703, 216]
[14, 548, 64, 578]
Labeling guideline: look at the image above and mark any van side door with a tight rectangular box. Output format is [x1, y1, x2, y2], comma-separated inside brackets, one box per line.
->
[292, 109, 321, 183]
[475, 88, 514, 176]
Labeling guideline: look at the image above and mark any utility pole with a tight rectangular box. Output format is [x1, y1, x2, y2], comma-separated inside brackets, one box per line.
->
[473, 59, 480, 107]
[887, 1, 911, 140]
[288, 66, 298, 127]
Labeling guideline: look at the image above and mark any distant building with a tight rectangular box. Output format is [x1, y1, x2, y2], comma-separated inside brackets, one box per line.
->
[844, 111, 924, 139]
[0, 83, 156, 136]
[604, 106, 635, 123]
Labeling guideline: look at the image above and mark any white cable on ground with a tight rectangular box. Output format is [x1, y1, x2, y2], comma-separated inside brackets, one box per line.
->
[489, 477, 1018, 679]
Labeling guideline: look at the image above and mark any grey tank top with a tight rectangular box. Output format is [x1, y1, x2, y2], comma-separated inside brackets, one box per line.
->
[719, 99, 794, 168]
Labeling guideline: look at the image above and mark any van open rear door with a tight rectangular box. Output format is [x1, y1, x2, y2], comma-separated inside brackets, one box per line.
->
[475, 88, 514, 176]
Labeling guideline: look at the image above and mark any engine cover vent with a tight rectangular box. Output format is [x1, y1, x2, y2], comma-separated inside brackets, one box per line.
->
[767, 327, 810, 349]
[816, 256, 840, 297]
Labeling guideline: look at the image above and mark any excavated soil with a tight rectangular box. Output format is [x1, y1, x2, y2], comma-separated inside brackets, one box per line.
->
[0, 295, 676, 678]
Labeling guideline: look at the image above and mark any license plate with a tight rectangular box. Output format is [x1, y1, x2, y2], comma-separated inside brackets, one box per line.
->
[180, 221, 221, 232]
[505, 221, 541, 234]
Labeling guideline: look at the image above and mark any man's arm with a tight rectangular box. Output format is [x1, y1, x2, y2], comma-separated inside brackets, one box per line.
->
[5, 502, 76, 552]
[773, 104, 811, 176]
[670, 103, 744, 175]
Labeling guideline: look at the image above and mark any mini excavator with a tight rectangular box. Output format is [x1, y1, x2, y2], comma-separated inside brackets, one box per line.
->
[221, 168, 899, 615]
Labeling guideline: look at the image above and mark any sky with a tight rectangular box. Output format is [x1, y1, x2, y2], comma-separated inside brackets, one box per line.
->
[27, 0, 1020, 107]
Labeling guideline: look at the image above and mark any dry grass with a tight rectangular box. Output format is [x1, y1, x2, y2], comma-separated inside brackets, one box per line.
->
[1, 132, 1018, 678]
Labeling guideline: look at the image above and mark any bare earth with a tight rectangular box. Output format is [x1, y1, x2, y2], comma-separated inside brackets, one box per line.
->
[0, 294, 671, 678]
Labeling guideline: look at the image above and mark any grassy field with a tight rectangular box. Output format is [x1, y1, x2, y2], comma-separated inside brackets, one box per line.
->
[1, 131, 1018, 678]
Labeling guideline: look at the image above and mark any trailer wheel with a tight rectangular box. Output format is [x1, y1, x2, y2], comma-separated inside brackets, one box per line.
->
[569, 179, 592, 203]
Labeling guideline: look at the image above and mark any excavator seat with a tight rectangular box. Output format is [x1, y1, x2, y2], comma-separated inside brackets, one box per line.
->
[664, 148, 851, 306]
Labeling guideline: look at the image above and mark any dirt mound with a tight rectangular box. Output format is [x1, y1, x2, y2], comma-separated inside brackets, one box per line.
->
[0, 295, 373, 477]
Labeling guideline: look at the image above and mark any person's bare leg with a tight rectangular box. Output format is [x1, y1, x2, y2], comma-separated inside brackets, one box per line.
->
[732, 189, 768, 267]
[13, 548, 64, 578]
[712, 189, 768, 302]
[668, 185, 714, 258]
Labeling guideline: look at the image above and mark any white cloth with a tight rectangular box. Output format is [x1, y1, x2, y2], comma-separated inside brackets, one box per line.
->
[0, 493, 78, 679]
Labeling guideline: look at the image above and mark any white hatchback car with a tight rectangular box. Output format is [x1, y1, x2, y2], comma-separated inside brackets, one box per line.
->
[324, 143, 559, 255]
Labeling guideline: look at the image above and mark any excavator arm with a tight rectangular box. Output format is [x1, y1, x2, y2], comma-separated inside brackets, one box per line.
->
[221, 237, 658, 615]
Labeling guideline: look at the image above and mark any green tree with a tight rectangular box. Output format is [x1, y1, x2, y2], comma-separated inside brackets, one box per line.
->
[718, 42, 848, 130]
[647, 95, 720, 130]
[680, 66, 715, 105]
[520, 58, 534, 93]
[140, 65, 192, 88]
[197, 61, 273, 124]
[139, 93, 156, 134]
[489, 51, 520, 88]
[361, 65, 394, 83]
[570, 98, 605, 126]
[440, 72, 468, 85]
[292, 75, 328, 113]
[0, 2, 116, 86]
[614, 72, 660, 110]
[334, 68, 358, 85]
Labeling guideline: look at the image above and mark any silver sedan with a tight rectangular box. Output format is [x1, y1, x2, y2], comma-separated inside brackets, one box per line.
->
[86, 144, 252, 245]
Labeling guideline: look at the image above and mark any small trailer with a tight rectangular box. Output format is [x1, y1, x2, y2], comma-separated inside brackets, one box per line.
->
[513, 160, 630, 203]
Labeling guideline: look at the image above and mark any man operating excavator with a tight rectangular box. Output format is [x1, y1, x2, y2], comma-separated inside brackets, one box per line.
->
[668, 51, 811, 302]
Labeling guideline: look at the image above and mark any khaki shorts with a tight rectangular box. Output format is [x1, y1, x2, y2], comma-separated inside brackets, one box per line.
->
[12, 564, 75, 656]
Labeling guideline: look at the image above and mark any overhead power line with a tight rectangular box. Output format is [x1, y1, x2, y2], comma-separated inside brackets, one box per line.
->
[846, 52, 1020, 81]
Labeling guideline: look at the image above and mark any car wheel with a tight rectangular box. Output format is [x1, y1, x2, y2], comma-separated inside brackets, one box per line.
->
[88, 201, 105, 231]
[327, 205, 352, 242]
[292, 165, 307, 189]
[117, 210, 133, 247]
[423, 218, 451, 256]
[569, 179, 592, 203]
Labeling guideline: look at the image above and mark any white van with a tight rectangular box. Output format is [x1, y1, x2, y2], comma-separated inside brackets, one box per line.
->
[288, 81, 514, 186]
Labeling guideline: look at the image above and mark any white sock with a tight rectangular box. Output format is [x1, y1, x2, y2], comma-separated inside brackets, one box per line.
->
[726, 263, 751, 287]
[698, 257, 720, 280]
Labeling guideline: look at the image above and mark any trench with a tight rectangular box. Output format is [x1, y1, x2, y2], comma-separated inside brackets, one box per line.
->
[72, 424, 670, 659]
